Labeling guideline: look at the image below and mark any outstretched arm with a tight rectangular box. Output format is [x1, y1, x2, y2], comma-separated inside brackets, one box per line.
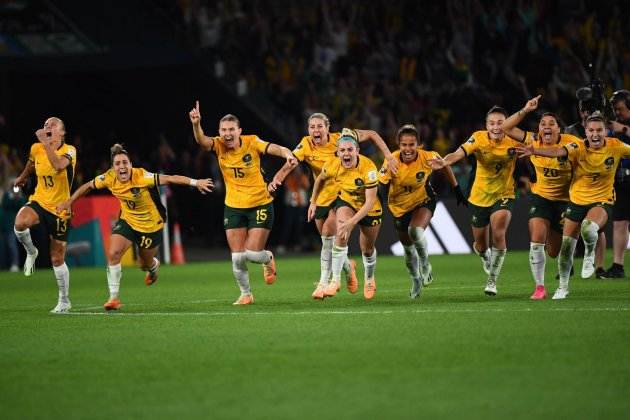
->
[517, 143, 568, 158]
[307, 173, 327, 222]
[503, 95, 542, 142]
[266, 143, 298, 168]
[356, 129, 398, 174]
[439, 166, 467, 206]
[428, 147, 466, 169]
[56, 180, 95, 215]
[158, 174, 213, 194]
[189, 100, 215, 151]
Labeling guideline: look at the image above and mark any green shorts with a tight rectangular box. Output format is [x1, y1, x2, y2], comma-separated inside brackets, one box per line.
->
[469, 198, 514, 228]
[224, 203, 274, 230]
[528, 194, 568, 233]
[334, 198, 382, 227]
[393, 200, 437, 232]
[112, 219, 162, 249]
[314, 204, 334, 221]
[26, 201, 70, 241]
[565, 202, 613, 225]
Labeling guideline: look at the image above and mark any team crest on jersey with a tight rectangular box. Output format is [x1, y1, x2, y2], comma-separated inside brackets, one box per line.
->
[507, 148, 516, 157]
[354, 178, 364, 186]
[242, 154, 253, 166]
[569, 143, 579, 149]
[604, 157, 614, 169]
[130, 187, 141, 197]
[557, 156, 568, 164]
[415, 171, 425, 181]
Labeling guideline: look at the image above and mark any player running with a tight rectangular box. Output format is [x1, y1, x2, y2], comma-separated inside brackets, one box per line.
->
[430, 106, 524, 296]
[379, 124, 465, 299]
[307, 132, 382, 300]
[517, 112, 630, 299]
[57, 144, 213, 310]
[502, 96, 580, 299]
[268, 113, 398, 299]
[13, 117, 76, 313]
[190, 102, 296, 305]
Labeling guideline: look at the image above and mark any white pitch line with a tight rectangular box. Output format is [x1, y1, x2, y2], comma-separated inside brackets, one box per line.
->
[63, 306, 630, 317]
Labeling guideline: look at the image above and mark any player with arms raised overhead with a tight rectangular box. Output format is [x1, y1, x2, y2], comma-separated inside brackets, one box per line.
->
[13, 117, 76, 313]
[190, 101, 297, 305]
[268, 113, 398, 299]
[308, 132, 382, 300]
[57, 144, 213, 310]
[430, 106, 523, 296]
[379, 124, 465, 299]
[517, 113, 630, 299]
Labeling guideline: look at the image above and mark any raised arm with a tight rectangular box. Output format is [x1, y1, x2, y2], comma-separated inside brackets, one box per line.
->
[356, 129, 399, 174]
[158, 174, 213, 194]
[14, 160, 35, 188]
[517, 143, 568, 158]
[36, 129, 71, 171]
[503, 95, 541, 142]
[189, 101, 215, 151]
[56, 180, 95, 215]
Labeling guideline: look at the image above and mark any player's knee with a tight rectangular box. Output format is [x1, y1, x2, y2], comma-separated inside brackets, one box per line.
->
[108, 249, 124, 265]
[50, 254, 65, 267]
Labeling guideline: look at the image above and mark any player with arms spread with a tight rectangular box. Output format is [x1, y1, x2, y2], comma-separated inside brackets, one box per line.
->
[379, 124, 465, 299]
[430, 106, 523, 296]
[308, 133, 382, 300]
[268, 112, 398, 299]
[57, 144, 213, 310]
[13, 117, 76, 313]
[190, 102, 297, 305]
[518, 113, 630, 299]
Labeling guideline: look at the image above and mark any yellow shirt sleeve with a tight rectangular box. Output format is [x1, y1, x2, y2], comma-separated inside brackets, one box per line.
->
[93, 171, 112, 190]
[292, 138, 309, 162]
[460, 135, 479, 156]
[252, 136, 270, 154]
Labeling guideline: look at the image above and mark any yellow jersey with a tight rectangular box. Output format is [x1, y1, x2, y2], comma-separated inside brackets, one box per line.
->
[210, 135, 273, 208]
[94, 168, 166, 233]
[320, 155, 382, 216]
[292, 132, 342, 206]
[525, 132, 578, 202]
[379, 148, 439, 217]
[460, 131, 521, 207]
[564, 137, 630, 205]
[29, 142, 77, 219]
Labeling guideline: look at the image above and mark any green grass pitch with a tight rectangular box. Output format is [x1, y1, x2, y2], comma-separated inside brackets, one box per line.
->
[1, 251, 629, 420]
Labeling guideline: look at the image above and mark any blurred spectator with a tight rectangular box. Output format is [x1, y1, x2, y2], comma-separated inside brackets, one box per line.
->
[276, 165, 310, 254]
[1, 179, 26, 271]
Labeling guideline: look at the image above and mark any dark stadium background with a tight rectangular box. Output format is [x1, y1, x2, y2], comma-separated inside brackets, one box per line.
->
[1, 0, 627, 266]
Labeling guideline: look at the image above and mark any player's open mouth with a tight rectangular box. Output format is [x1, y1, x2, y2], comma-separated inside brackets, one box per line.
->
[342, 156, 352, 165]
[313, 134, 322, 143]
[402, 151, 414, 160]
[542, 130, 552, 140]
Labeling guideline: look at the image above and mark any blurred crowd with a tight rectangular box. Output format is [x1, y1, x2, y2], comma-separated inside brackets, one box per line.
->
[177, 0, 629, 154]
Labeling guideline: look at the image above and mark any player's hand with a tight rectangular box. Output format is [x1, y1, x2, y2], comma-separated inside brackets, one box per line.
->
[56, 200, 72, 215]
[386, 155, 399, 175]
[307, 202, 317, 222]
[453, 185, 467, 207]
[196, 178, 214, 194]
[189, 100, 201, 125]
[285, 154, 298, 167]
[523, 95, 542, 113]
[428, 156, 446, 170]
[35, 128, 52, 145]
[337, 219, 355, 242]
[609, 120, 627, 134]
[268, 178, 282, 193]
[14, 176, 27, 188]
[516, 144, 534, 158]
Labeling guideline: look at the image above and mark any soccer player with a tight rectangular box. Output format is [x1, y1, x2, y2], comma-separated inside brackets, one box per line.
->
[12, 117, 76, 313]
[307, 132, 382, 300]
[379, 124, 465, 299]
[57, 144, 213, 310]
[189, 102, 297, 305]
[517, 113, 630, 299]
[429, 106, 523, 296]
[502, 96, 580, 299]
[268, 112, 398, 299]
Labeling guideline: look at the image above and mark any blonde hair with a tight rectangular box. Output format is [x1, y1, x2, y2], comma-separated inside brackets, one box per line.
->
[110, 143, 129, 163]
[307, 112, 330, 127]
